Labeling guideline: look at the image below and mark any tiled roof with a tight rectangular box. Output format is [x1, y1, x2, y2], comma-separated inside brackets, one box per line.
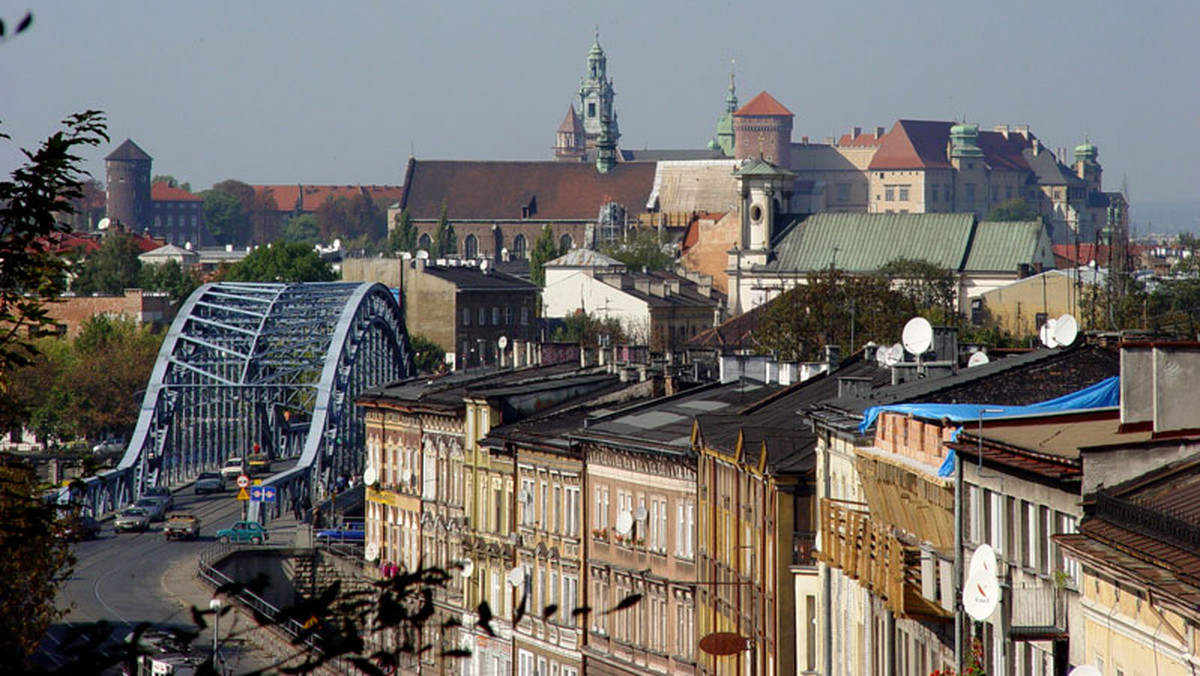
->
[762, 212, 976, 274]
[687, 297, 769, 350]
[962, 221, 1053, 273]
[151, 182, 202, 202]
[252, 185, 405, 213]
[647, 160, 739, 213]
[733, 91, 793, 117]
[1023, 147, 1083, 187]
[420, 264, 541, 292]
[868, 120, 1032, 172]
[733, 157, 796, 177]
[557, 105, 583, 134]
[400, 159, 658, 221]
[105, 139, 152, 162]
[837, 130, 889, 147]
[545, 249, 626, 268]
[1052, 243, 1145, 268]
[48, 230, 166, 255]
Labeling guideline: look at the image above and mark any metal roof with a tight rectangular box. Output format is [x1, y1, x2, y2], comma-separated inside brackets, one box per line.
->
[963, 220, 1053, 273]
[762, 213, 975, 273]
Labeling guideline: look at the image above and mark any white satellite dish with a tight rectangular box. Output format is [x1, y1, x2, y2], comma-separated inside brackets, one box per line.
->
[498, 336, 508, 350]
[634, 506, 648, 521]
[459, 559, 475, 578]
[967, 352, 990, 368]
[1040, 318, 1059, 348]
[963, 571, 1001, 621]
[416, 250, 430, 260]
[401, 467, 413, 484]
[885, 344, 904, 367]
[97, 217, 111, 231]
[968, 543, 997, 580]
[364, 542, 380, 562]
[363, 466, 378, 486]
[507, 566, 525, 588]
[615, 510, 634, 536]
[874, 343, 888, 365]
[902, 317, 934, 356]
[1054, 314, 1079, 347]
[1067, 667, 1102, 676]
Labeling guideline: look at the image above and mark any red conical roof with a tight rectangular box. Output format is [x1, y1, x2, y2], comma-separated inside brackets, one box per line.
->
[734, 91, 793, 117]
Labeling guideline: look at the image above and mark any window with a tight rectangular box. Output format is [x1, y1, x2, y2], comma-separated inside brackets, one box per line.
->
[541, 481, 549, 529]
[422, 448, 436, 499]
[520, 306, 530, 325]
[884, 185, 896, 201]
[559, 234, 573, 252]
[461, 307, 470, 326]
[478, 307, 487, 326]
[966, 183, 977, 202]
[562, 574, 578, 623]
[898, 185, 910, 201]
[463, 234, 478, 259]
[565, 486, 580, 537]
[992, 186, 1000, 203]
[836, 183, 850, 202]
[512, 234, 527, 260]
[504, 306, 513, 325]
[930, 184, 938, 203]
[418, 233, 431, 251]
[553, 485, 562, 534]
[944, 184, 952, 203]
[522, 478, 535, 526]
[588, 102, 596, 118]
[492, 307, 500, 325]
[676, 501, 694, 558]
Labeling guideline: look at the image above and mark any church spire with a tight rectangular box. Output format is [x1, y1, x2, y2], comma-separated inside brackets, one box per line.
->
[711, 59, 738, 156]
[578, 28, 615, 149]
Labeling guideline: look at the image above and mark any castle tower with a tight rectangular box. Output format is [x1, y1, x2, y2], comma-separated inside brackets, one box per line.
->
[595, 109, 619, 174]
[554, 104, 586, 162]
[578, 30, 618, 148]
[104, 139, 153, 230]
[732, 91, 793, 167]
[1074, 140, 1102, 194]
[710, 68, 739, 156]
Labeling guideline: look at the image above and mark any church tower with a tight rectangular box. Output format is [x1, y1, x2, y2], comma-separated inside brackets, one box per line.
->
[1073, 140, 1102, 195]
[732, 91, 793, 167]
[710, 68, 738, 156]
[554, 104, 586, 162]
[578, 30, 618, 149]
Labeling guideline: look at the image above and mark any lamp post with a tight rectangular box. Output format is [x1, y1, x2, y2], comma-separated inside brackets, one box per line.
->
[210, 597, 223, 673]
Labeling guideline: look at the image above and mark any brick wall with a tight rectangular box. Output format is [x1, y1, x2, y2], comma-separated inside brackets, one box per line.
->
[45, 289, 176, 338]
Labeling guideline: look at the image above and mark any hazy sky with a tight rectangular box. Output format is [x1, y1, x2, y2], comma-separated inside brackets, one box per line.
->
[3, 1, 1197, 206]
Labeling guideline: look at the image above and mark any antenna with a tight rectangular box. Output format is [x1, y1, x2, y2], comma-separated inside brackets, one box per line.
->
[902, 317, 933, 356]
[507, 566, 525, 588]
[1067, 667, 1101, 676]
[963, 571, 1000, 621]
[1039, 318, 1059, 348]
[363, 466, 378, 487]
[459, 559, 475, 578]
[401, 467, 413, 484]
[498, 336, 508, 351]
[1053, 314, 1078, 347]
[885, 343, 904, 367]
[876, 344, 889, 366]
[615, 510, 633, 536]
[364, 542, 380, 562]
[967, 352, 990, 368]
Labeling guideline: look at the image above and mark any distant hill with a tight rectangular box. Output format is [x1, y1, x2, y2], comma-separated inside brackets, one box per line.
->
[1133, 200, 1200, 237]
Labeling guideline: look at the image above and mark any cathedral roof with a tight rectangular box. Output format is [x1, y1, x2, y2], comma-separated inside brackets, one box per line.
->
[733, 91, 793, 118]
[558, 105, 583, 134]
[869, 120, 1033, 172]
[105, 139, 152, 162]
[400, 159, 657, 221]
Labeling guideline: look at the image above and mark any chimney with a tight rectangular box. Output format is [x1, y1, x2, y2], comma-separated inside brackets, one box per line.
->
[851, 127, 862, 139]
[837, 376, 872, 399]
[994, 124, 1009, 139]
[824, 344, 841, 370]
[801, 136, 809, 145]
[1015, 125, 1029, 140]
[1031, 138, 1041, 156]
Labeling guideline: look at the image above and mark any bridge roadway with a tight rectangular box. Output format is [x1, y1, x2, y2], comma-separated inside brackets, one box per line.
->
[39, 474, 319, 674]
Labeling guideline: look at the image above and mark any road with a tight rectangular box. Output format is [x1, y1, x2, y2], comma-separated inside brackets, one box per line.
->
[39, 480, 289, 674]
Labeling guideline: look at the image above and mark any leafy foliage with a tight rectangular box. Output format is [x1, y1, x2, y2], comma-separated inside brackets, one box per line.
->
[528, 225, 558, 287]
[138, 260, 203, 302]
[985, 197, 1041, 222]
[551, 310, 627, 348]
[432, 205, 455, 257]
[316, 194, 386, 247]
[201, 180, 281, 246]
[219, 242, 336, 283]
[280, 213, 321, 246]
[877, 258, 957, 316]
[0, 457, 75, 670]
[151, 175, 191, 192]
[69, 230, 143, 295]
[387, 208, 417, 255]
[409, 333, 446, 374]
[201, 189, 244, 246]
[0, 110, 108, 371]
[602, 228, 673, 272]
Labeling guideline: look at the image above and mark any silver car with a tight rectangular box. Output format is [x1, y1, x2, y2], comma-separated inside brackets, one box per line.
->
[143, 486, 173, 510]
[134, 497, 167, 522]
[114, 507, 151, 533]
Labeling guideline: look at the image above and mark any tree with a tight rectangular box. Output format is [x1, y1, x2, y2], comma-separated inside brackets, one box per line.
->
[70, 230, 143, 295]
[0, 337, 74, 445]
[986, 197, 1040, 222]
[551, 310, 627, 348]
[280, 213, 322, 246]
[65, 315, 162, 443]
[138, 259, 202, 302]
[388, 208, 417, 255]
[204, 179, 281, 245]
[0, 456, 76, 669]
[432, 204, 455, 257]
[0, 109, 108, 371]
[877, 258, 957, 318]
[151, 174, 190, 192]
[529, 225, 558, 287]
[220, 241, 336, 283]
[602, 228, 673, 272]
[409, 333, 446, 374]
[316, 194, 387, 245]
[201, 189, 244, 245]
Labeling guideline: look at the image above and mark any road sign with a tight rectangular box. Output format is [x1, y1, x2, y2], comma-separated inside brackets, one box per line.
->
[236, 487, 249, 501]
[236, 474, 250, 489]
[262, 486, 276, 503]
[250, 486, 264, 501]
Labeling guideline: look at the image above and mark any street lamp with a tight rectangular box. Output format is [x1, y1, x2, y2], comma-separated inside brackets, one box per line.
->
[210, 598, 224, 672]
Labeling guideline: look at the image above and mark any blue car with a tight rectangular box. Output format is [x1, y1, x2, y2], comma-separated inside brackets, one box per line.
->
[315, 521, 365, 544]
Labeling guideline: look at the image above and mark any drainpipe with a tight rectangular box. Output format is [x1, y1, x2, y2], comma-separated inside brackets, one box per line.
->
[822, 441, 833, 676]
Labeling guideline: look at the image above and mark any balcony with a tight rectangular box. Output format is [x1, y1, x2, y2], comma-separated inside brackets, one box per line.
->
[1009, 585, 1068, 640]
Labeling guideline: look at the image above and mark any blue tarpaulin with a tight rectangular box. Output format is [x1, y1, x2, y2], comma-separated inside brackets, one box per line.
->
[857, 376, 1119, 436]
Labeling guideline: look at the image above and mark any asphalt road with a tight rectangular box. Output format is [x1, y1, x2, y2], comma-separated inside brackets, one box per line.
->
[39, 481, 277, 674]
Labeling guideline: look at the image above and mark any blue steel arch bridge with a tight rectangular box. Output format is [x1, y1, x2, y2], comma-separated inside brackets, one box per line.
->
[64, 281, 413, 521]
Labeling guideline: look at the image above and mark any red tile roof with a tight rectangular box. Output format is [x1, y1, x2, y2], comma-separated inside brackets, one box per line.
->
[734, 91, 793, 118]
[1053, 243, 1146, 267]
[399, 160, 658, 221]
[252, 185, 405, 213]
[151, 182, 202, 202]
[869, 120, 1034, 172]
[558, 105, 583, 134]
[837, 131, 888, 147]
[46, 230, 166, 255]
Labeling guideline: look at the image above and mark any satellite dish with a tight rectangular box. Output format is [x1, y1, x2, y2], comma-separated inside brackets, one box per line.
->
[364, 542, 380, 562]
[615, 510, 634, 536]
[459, 559, 475, 578]
[634, 506, 648, 521]
[1067, 667, 1102, 676]
[1040, 318, 1059, 348]
[1054, 314, 1079, 347]
[363, 466, 378, 486]
[963, 571, 1000, 621]
[498, 336, 508, 350]
[885, 344, 904, 367]
[97, 217, 111, 231]
[902, 317, 934, 356]
[875, 343, 888, 365]
[968, 543, 997, 580]
[401, 467, 413, 483]
[967, 352, 990, 368]
[517, 489, 530, 504]
[507, 566, 525, 588]
[416, 250, 430, 260]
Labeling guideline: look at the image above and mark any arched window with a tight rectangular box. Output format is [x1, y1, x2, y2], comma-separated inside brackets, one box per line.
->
[418, 233, 432, 251]
[464, 234, 479, 259]
[559, 234, 573, 254]
[512, 234, 527, 260]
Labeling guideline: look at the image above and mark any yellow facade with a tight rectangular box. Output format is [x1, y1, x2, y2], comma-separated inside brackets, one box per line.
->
[1078, 570, 1200, 675]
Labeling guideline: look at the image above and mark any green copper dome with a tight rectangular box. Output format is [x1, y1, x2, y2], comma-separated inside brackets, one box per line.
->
[949, 122, 983, 158]
[1074, 140, 1098, 161]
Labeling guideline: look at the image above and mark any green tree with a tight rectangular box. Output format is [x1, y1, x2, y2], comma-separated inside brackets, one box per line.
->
[529, 225, 558, 287]
[602, 228, 673, 272]
[137, 259, 202, 302]
[432, 204, 456, 257]
[877, 258, 957, 317]
[0, 337, 74, 445]
[280, 213, 322, 246]
[151, 174, 190, 192]
[201, 189, 244, 245]
[0, 457, 77, 670]
[316, 194, 387, 245]
[65, 315, 162, 443]
[986, 197, 1040, 222]
[0, 110, 107, 371]
[203, 179, 280, 245]
[388, 208, 417, 255]
[220, 241, 336, 283]
[409, 333, 446, 374]
[551, 310, 627, 348]
[70, 230, 143, 295]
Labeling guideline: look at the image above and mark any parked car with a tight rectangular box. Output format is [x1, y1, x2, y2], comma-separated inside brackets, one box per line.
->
[114, 507, 151, 533]
[194, 471, 225, 495]
[163, 513, 201, 541]
[134, 497, 167, 522]
[316, 520, 366, 544]
[92, 437, 124, 454]
[215, 520, 269, 544]
[61, 513, 102, 541]
[220, 457, 246, 483]
[143, 486, 173, 511]
[247, 456, 271, 476]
